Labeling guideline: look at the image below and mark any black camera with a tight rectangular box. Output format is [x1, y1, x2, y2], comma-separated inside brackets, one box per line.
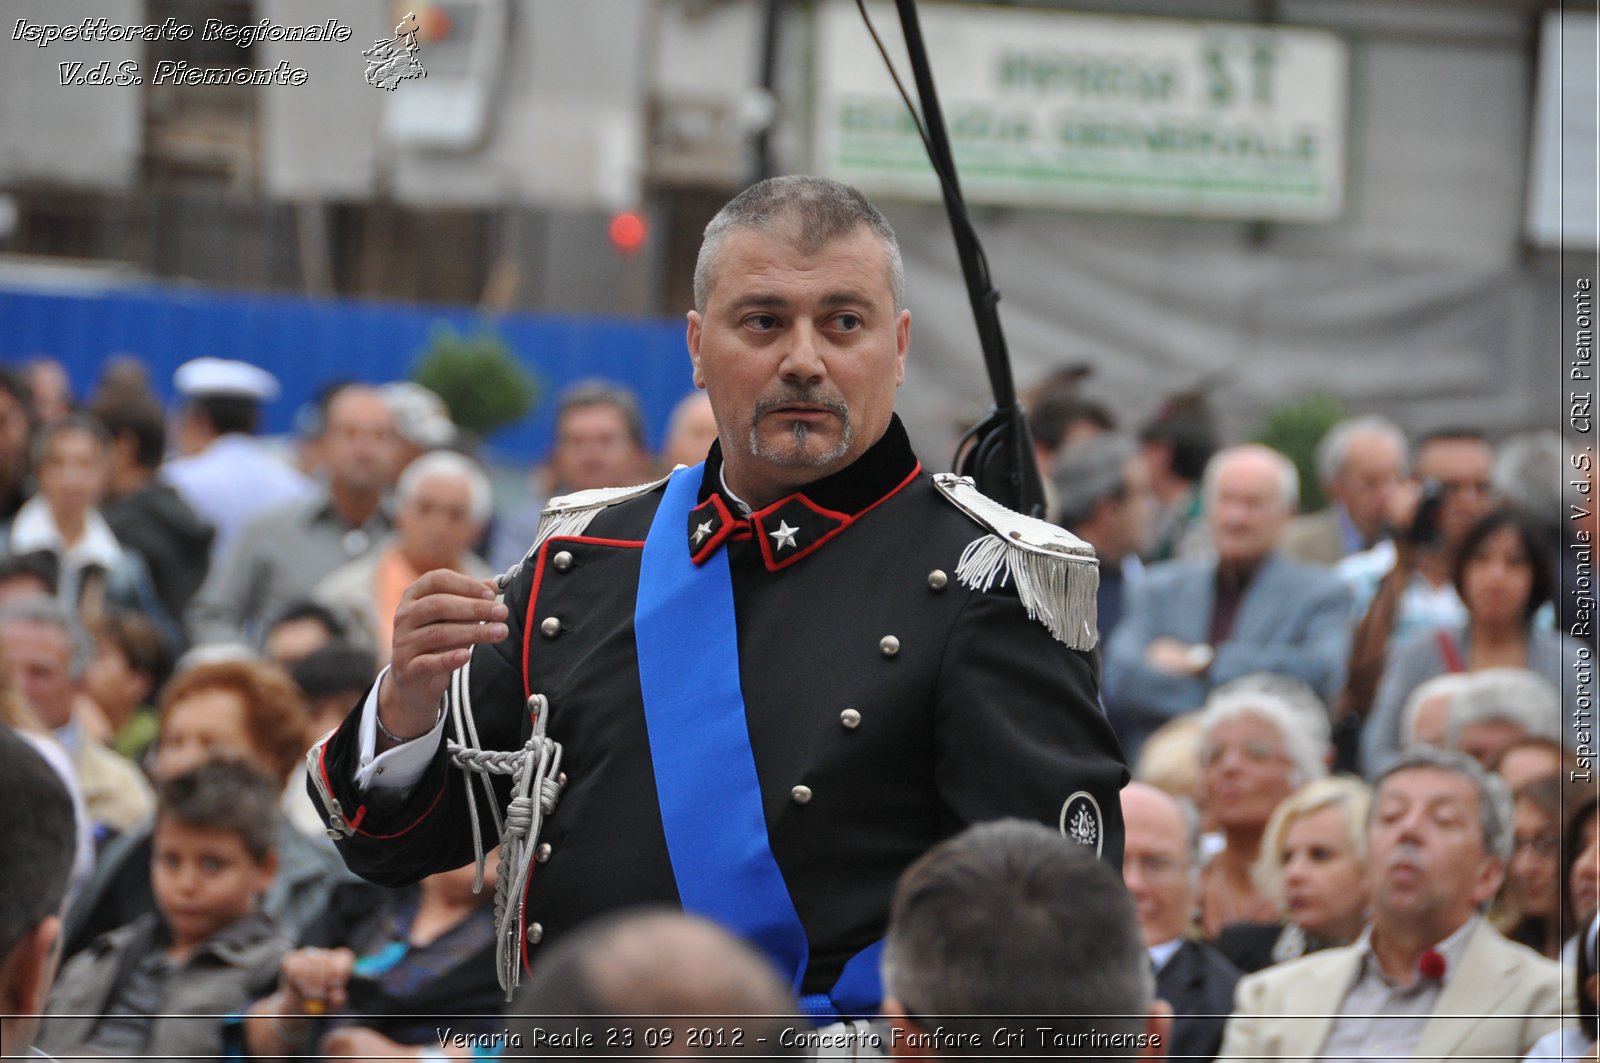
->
[1405, 479, 1449, 548]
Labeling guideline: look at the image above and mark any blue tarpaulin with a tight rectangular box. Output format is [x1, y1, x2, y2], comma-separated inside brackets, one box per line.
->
[0, 282, 695, 463]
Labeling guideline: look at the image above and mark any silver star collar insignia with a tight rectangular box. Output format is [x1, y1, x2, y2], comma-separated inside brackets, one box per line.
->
[769, 520, 799, 551]
[692, 520, 715, 545]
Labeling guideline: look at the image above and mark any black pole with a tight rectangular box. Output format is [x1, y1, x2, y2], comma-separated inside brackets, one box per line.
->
[893, 0, 1019, 410]
[753, 0, 783, 183]
[892, 0, 1042, 514]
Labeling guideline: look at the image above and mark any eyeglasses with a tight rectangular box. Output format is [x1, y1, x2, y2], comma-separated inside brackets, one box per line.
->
[1512, 834, 1560, 857]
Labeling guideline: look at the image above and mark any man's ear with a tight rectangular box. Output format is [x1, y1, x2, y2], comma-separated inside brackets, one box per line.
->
[0, 915, 63, 1017]
[880, 997, 923, 1059]
[686, 311, 705, 390]
[1142, 999, 1173, 1060]
[893, 308, 910, 387]
[1471, 856, 1506, 909]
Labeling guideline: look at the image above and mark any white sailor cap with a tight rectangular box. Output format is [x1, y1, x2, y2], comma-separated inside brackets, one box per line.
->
[173, 358, 281, 402]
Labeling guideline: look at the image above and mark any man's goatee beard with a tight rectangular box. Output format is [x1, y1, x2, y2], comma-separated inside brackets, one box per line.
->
[746, 394, 852, 468]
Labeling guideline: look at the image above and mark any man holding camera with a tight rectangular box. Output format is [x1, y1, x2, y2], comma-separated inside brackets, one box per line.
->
[1333, 430, 1496, 743]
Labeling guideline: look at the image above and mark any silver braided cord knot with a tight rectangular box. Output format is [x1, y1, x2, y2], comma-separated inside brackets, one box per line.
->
[445, 655, 565, 1000]
[503, 794, 534, 835]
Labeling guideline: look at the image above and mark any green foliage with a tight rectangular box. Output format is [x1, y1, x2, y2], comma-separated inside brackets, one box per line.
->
[410, 325, 540, 439]
[1251, 394, 1345, 513]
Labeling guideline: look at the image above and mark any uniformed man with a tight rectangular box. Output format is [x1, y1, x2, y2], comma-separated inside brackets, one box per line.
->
[309, 176, 1127, 1018]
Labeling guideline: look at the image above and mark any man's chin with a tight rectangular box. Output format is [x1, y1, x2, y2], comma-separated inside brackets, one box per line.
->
[751, 430, 850, 471]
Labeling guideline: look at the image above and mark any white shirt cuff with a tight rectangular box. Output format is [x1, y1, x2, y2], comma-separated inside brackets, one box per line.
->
[354, 666, 448, 792]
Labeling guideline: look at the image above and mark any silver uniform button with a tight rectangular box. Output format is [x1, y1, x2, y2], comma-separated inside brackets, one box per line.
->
[879, 635, 900, 657]
[540, 617, 561, 638]
[840, 708, 861, 730]
[791, 785, 813, 805]
[927, 569, 949, 591]
[526, 922, 544, 944]
[552, 551, 574, 572]
[536, 843, 552, 863]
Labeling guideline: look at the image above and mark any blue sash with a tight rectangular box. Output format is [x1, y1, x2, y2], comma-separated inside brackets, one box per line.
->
[634, 465, 881, 1016]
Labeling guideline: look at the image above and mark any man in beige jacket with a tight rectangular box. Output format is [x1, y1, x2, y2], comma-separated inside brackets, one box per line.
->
[1218, 746, 1560, 1063]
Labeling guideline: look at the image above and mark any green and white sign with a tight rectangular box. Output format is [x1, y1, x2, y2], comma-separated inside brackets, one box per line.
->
[814, 1, 1348, 221]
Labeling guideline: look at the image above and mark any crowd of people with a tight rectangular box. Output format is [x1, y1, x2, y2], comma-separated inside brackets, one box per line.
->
[0, 172, 1594, 1061]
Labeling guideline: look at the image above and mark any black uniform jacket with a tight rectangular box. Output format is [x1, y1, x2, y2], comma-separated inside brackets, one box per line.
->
[313, 417, 1127, 995]
[1155, 939, 1244, 1063]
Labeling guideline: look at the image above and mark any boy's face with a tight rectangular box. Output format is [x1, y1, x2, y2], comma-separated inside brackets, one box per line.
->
[150, 817, 275, 951]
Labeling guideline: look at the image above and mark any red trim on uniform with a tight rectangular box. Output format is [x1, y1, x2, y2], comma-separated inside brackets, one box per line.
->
[690, 494, 739, 565]
[317, 735, 446, 839]
[521, 535, 647, 704]
[520, 541, 551, 703]
[316, 732, 338, 797]
[347, 785, 447, 839]
[859, 462, 923, 519]
[751, 462, 922, 571]
[553, 535, 648, 549]
[752, 494, 849, 571]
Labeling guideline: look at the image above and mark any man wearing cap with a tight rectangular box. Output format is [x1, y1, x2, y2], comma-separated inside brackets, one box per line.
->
[162, 358, 311, 565]
[308, 176, 1126, 1018]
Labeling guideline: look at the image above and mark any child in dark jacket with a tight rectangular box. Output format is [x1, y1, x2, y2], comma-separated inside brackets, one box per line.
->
[38, 761, 289, 1061]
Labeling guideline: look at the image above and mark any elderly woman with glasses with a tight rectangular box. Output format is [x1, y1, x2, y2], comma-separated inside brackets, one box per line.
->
[1217, 776, 1372, 973]
[1194, 676, 1333, 942]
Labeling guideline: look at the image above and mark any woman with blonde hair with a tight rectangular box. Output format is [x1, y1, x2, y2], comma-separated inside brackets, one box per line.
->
[1217, 775, 1372, 972]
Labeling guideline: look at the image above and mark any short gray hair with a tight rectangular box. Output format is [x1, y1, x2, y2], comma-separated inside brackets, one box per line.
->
[1315, 415, 1409, 486]
[1202, 444, 1299, 511]
[1400, 672, 1476, 746]
[693, 175, 905, 313]
[1493, 431, 1568, 522]
[1445, 668, 1563, 749]
[1372, 745, 1514, 864]
[1198, 674, 1331, 789]
[0, 597, 92, 682]
[1051, 433, 1139, 528]
[396, 450, 492, 524]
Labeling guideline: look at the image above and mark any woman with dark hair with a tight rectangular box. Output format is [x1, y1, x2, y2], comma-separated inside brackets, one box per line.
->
[1493, 776, 1592, 959]
[1565, 795, 1600, 966]
[1361, 508, 1582, 777]
[1522, 914, 1597, 1060]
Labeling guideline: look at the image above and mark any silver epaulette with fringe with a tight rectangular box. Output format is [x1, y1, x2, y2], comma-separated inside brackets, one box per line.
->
[499, 472, 675, 585]
[932, 472, 1100, 651]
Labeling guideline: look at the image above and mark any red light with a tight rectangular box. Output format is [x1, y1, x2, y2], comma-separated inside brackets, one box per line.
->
[415, 4, 451, 41]
[609, 211, 648, 255]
